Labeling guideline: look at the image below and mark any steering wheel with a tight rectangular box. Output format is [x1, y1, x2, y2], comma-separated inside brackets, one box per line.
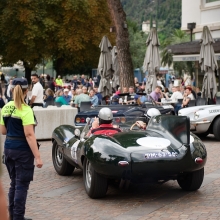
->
[130, 121, 146, 130]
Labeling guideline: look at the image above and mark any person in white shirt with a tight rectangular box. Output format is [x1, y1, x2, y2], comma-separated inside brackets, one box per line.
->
[170, 86, 183, 100]
[163, 86, 183, 115]
[29, 73, 44, 108]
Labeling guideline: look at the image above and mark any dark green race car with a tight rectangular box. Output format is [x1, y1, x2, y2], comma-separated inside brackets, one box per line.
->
[52, 115, 207, 199]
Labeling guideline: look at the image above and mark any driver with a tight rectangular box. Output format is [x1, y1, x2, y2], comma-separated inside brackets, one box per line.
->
[88, 107, 121, 136]
[135, 108, 161, 130]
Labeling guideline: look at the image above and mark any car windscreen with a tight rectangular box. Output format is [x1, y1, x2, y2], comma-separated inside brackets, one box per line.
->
[147, 115, 190, 145]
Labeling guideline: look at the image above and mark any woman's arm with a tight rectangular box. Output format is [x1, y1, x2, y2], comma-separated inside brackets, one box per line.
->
[0, 181, 8, 220]
[0, 125, 7, 135]
[24, 125, 43, 168]
[182, 97, 190, 107]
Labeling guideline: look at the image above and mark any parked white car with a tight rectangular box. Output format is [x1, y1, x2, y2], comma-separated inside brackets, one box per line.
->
[178, 105, 220, 140]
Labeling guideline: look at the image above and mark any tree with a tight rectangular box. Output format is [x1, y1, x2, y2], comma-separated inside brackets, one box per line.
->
[106, 0, 134, 88]
[0, 0, 49, 82]
[127, 20, 146, 69]
[45, 0, 113, 77]
[0, 0, 113, 80]
[160, 29, 190, 74]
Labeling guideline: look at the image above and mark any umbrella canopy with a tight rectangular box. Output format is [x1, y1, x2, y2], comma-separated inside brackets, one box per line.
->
[111, 46, 120, 89]
[143, 27, 161, 94]
[199, 26, 218, 99]
[97, 36, 113, 97]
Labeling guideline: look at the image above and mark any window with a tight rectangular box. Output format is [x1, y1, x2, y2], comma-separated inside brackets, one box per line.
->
[201, 0, 220, 10]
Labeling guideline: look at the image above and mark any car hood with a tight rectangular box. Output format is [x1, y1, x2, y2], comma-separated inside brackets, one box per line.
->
[179, 105, 216, 116]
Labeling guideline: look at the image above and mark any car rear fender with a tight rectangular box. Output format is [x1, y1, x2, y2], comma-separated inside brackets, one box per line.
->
[83, 135, 132, 178]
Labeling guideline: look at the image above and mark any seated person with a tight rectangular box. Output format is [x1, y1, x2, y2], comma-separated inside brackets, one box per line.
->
[73, 88, 90, 108]
[55, 90, 68, 106]
[43, 88, 55, 107]
[88, 107, 121, 136]
[111, 94, 120, 105]
[163, 86, 183, 115]
[63, 88, 71, 104]
[89, 89, 99, 107]
[132, 108, 161, 130]
[181, 86, 195, 108]
[135, 94, 148, 105]
[126, 86, 136, 104]
[149, 86, 162, 105]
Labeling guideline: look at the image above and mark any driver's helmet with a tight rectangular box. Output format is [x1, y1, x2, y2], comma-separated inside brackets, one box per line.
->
[98, 107, 113, 121]
[145, 108, 161, 119]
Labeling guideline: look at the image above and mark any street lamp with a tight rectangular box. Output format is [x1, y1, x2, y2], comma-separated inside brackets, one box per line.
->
[187, 22, 196, 42]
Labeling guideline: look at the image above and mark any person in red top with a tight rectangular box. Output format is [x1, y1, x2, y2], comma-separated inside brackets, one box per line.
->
[90, 107, 121, 136]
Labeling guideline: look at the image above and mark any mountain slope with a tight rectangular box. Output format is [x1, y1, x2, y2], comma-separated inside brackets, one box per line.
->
[121, 0, 181, 37]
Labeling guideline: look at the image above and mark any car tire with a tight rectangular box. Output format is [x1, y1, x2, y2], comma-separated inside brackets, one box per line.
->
[213, 117, 220, 141]
[83, 158, 108, 198]
[52, 141, 75, 176]
[177, 167, 204, 191]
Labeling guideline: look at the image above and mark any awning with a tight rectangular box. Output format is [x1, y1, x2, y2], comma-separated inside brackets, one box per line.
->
[173, 53, 220, 62]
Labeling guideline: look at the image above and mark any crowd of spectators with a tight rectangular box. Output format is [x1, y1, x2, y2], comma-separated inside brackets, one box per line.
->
[0, 73, 206, 114]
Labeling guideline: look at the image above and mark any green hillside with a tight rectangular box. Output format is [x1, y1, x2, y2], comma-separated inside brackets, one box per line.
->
[121, 0, 181, 38]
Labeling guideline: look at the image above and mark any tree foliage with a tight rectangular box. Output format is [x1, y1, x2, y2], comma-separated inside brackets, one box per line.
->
[127, 20, 146, 69]
[0, 0, 113, 79]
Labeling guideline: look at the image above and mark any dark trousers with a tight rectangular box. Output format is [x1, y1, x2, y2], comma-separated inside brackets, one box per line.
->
[31, 103, 43, 108]
[4, 149, 34, 220]
[174, 103, 182, 115]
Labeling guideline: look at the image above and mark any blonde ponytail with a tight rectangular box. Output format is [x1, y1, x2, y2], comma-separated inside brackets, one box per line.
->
[13, 85, 27, 110]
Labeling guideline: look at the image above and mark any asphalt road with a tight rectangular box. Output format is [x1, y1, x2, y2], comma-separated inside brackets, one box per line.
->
[1, 135, 220, 220]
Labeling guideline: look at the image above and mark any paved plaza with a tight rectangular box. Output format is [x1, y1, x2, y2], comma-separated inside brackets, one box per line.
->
[1, 135, 220, 220]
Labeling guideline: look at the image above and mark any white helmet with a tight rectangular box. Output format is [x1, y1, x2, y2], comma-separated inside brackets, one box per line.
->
[98, 107, 113, 121]
[145, 108, 161, 119]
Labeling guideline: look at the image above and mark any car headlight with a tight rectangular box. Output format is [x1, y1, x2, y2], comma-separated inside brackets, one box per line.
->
[194, 112, 200, 120]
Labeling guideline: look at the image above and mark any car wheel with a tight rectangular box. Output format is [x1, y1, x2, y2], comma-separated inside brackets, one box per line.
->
[177, 168, 204, 191]
[52, 141, 75, 175]
[83, 158, 108, 198]
[213, 117, 220, 141]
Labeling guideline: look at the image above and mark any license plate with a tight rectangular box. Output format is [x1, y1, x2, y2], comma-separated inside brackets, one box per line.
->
[144, 152, 177, 159]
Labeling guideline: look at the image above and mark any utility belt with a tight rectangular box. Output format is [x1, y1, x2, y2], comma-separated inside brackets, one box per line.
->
[6, 136, 26, 141]
[5, 136, 40, 149]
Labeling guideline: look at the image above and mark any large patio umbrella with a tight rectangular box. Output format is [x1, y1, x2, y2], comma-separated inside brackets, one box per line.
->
[143, 27, 160, 94]
[199, 26, 218, 100]
[97, 36, 113, 98]
[111, 46, 120, 90]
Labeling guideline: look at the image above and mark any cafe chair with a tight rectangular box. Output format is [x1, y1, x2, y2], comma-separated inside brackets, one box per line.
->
[188, 100, 196, 107]
[196, 97, 207, 106]
[216, 97, 220, 105]
[80, 101, 91, 112]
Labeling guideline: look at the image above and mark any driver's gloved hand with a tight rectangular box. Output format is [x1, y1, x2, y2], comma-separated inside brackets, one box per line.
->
[135, 121, 146, 130]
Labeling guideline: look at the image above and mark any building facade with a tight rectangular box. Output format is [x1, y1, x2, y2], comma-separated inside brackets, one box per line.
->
[182, 0, 220, 39]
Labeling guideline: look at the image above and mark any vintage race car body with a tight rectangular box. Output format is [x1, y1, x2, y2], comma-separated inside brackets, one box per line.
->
[75, 102, 174, 128]
[178, 105, 220, 140]
[52, 115, 207, 198]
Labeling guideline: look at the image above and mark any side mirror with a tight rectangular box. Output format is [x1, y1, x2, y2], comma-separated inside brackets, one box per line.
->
[74, 129, 81, 137]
